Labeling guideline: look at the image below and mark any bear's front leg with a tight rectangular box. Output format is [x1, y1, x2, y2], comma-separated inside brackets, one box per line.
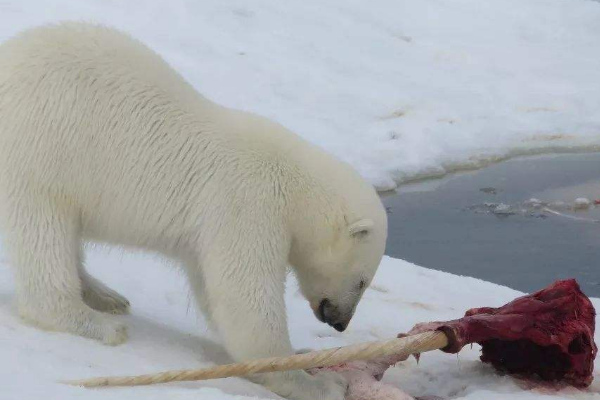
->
[255, 369, 348, 400]
[198, 247, 348, 400]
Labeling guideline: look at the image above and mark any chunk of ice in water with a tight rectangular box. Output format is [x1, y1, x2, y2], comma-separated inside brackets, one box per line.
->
[573, 197, 591, 210]
[493, 203, 514, 215]
[524, 198, 544, 209]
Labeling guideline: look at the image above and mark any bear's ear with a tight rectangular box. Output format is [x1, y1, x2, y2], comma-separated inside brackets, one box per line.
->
[348, 218, 374, 238]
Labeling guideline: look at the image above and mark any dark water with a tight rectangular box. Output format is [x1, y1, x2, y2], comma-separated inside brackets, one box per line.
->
[382, 153, 600, 297]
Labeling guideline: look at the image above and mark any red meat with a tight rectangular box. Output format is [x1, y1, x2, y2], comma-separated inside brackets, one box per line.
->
[407, 279, 597, 387]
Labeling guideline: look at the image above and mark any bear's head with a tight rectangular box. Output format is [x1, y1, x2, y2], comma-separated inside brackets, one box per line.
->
[290, 206, 387, 332]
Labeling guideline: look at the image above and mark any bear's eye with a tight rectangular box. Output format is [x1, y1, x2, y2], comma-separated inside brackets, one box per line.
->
[358, 280, 366, 290]
[352, 229, 369, 239]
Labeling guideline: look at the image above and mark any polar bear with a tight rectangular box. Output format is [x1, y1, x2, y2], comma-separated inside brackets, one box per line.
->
[0, 23, 387, 400]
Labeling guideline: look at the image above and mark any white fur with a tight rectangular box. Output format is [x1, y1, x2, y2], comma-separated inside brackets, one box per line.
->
[0, 22, 387, 400]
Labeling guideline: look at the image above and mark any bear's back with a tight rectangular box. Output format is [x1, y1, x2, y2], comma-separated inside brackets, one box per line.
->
[0, 22, 226, 192]
[0, 23, 243, 243]
[0, 22, 206, 111]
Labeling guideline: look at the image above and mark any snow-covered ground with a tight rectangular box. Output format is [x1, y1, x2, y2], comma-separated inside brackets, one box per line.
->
[1, 0, 600, 399]
[1, 251, 599, 400]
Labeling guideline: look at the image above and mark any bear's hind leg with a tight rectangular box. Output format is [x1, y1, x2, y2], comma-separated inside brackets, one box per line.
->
[78, 248, 130, 315]
[80, 270, 130, 315]
[5, 199, 128, 345]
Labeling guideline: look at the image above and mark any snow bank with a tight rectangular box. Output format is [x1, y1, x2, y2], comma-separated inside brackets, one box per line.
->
[1, 0, 599, 190]
[0, 250, 598, 400]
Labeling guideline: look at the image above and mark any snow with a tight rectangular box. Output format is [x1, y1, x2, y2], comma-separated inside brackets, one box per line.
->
[2, 250, 600, 400]
[1, 0, 600, 399]
[1, 0, 600, 191]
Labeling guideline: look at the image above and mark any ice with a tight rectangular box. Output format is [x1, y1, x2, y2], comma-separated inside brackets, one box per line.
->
[573, 198, 592, 210]
[524, 198, 544, 209]
[492, 203, 514, 215]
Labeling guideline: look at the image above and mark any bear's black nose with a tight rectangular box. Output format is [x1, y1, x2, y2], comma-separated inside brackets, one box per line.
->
[318, 298, 350, 331]
[333, 322, 347, 332]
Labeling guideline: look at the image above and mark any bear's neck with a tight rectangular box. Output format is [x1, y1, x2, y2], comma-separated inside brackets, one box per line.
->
[277, 142, 354, 250]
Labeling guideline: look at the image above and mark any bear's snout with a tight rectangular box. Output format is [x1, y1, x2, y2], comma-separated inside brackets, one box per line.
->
[317, 298, 350, 332]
